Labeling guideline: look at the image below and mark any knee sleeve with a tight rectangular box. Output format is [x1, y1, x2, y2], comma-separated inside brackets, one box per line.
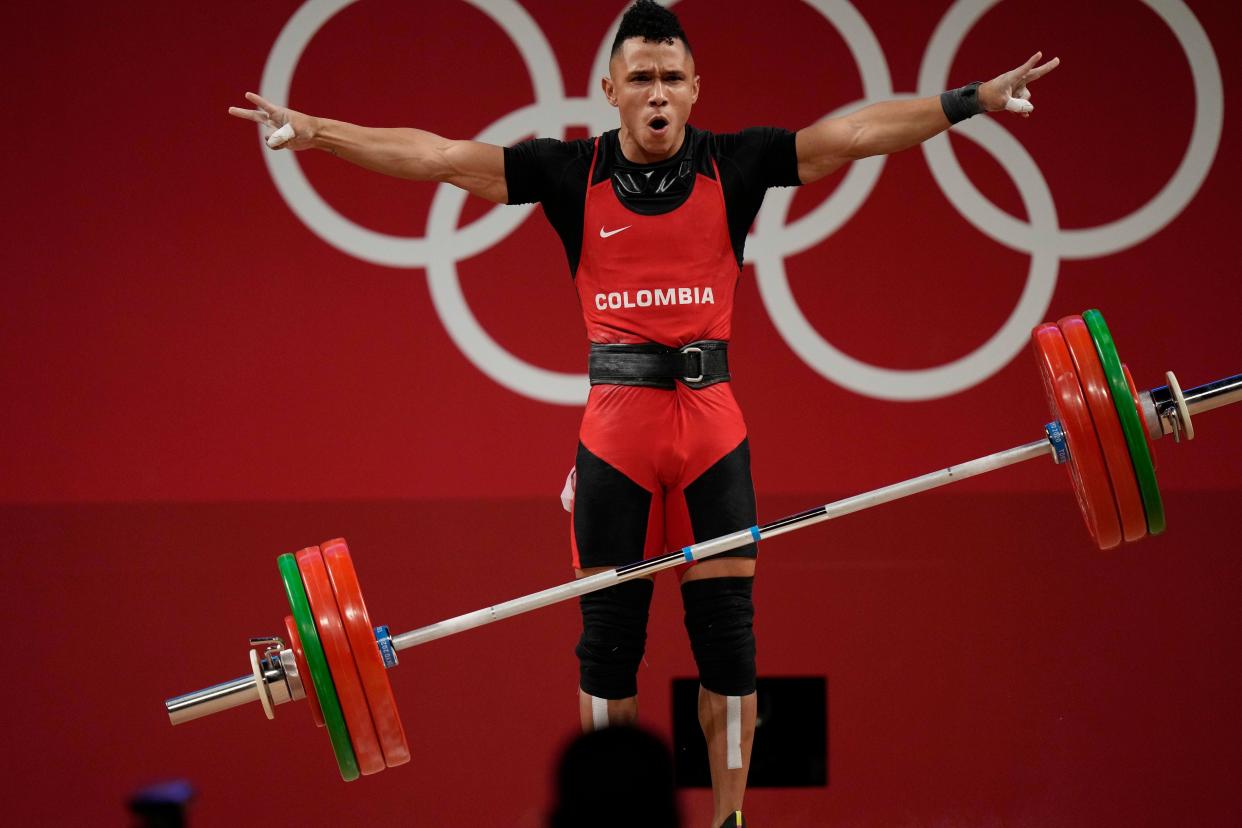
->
[575, 578, 654, 700]
[681, 576, 756, 696]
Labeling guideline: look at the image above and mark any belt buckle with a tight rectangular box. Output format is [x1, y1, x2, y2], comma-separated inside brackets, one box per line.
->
[680, 345, 704, 383]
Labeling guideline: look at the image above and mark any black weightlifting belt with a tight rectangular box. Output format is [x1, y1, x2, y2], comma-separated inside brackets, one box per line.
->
[587, 340, 730, 390]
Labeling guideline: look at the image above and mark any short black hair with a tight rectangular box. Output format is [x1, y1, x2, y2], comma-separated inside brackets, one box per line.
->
[610, 0, 692, 57]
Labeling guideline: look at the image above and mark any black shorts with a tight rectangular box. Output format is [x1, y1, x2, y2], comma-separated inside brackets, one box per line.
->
[570, 383, 757, 569]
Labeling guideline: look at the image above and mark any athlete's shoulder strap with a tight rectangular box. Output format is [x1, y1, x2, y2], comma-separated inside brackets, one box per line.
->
[588, 135, 601, 184]
[589, 130, 619, 186]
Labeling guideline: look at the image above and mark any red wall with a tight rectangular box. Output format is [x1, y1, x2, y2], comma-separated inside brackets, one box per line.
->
[3, 0, 1240, 824]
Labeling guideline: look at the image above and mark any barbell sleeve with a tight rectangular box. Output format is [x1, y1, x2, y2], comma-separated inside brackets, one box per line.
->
[166, 674, 260, 725]
[1181, 373, 1242, 415]
[1150, 373, 1242, 428]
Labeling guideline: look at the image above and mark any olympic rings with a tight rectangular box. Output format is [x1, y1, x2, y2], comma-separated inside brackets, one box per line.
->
[259, 0, 566, 268]
[751, 99, 1060, 401]
[917, 0, 1223, 261]
[258, 0, 1222, 405]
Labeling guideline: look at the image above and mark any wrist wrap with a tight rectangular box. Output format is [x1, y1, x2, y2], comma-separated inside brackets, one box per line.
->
[941, 81, 984, 124]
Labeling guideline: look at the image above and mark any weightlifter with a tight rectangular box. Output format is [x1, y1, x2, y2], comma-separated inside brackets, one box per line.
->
[230, 2, 1057, 824]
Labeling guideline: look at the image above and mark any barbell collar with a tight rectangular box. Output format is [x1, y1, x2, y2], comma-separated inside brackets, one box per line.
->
[1146, 373, 1241, 439]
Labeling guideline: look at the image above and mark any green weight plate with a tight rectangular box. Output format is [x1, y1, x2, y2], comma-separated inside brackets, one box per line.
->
[1082, 310, 1165, 534]
[279, 552, 360, 781]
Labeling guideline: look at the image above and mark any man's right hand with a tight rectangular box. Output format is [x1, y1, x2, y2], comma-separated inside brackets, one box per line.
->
[225, 93, 509, 203]
[228, 92, 316, 150]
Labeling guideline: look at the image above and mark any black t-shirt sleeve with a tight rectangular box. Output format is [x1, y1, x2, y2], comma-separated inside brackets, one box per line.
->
[712, 127, 800, 263]
[714, 127, 801, 190]
[503, 138, 581, 205]
[503, 137, 594, 273]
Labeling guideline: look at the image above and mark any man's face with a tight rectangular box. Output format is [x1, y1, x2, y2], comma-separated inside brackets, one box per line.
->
[603, 37, 699, 163]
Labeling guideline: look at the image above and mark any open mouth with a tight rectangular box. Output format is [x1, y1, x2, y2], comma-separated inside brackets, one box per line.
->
[648, 116, 669, 133]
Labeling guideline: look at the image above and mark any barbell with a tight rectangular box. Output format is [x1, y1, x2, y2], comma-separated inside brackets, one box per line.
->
[164, 309, 1242, 781]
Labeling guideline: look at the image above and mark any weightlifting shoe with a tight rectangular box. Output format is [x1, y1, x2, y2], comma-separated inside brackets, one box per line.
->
[718, 812, 746, 828]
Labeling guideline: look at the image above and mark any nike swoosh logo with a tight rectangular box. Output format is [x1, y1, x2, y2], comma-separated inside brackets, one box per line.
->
[599, 225, 632, 238]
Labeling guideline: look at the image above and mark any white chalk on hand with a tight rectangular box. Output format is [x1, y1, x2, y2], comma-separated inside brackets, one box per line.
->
[267, 122, 296, 148]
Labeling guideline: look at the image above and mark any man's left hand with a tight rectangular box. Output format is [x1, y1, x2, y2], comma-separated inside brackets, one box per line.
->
[980, 52, 1061, 117]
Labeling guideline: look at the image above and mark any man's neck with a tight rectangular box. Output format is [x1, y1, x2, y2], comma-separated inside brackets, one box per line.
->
[616, 126, 687, 166]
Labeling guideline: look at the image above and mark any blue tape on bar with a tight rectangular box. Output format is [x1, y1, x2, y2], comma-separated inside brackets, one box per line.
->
[1045, 421, 1069, 465]
[682, 546, 694, 562]
[375, 625, 398, 668]
[749, 525, 760, 542]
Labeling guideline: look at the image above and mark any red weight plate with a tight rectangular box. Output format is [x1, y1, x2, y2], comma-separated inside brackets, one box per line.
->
[1123, 364, 1157, 470]
[296, 547, 386, 776]
[284, 614, 326, 728]
[321, 538, 410, 768]
[1059, 317, 1146, 543]
[1032, 324, 1123, 550]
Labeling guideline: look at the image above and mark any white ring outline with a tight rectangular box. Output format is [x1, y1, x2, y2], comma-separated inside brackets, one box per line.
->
[259, 0, 566, 267]
[917, 0, 1222, 259]
[256, 0, 1221, 405]
[267, 0, 896, 405]
[425, 99, 610, 402]
[752, 99, 1060, 401]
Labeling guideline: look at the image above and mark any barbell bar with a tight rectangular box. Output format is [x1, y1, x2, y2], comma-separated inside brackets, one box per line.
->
[164, 309, 1242, 780]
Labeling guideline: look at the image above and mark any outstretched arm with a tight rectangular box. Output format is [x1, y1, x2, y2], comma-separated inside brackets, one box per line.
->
[795, 52, 1059, 184]
[227, 93, 509, 204]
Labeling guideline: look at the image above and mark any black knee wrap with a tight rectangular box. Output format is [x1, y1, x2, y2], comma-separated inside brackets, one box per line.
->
[681, 577, 756, 696]
[575, 578, 655, 700]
